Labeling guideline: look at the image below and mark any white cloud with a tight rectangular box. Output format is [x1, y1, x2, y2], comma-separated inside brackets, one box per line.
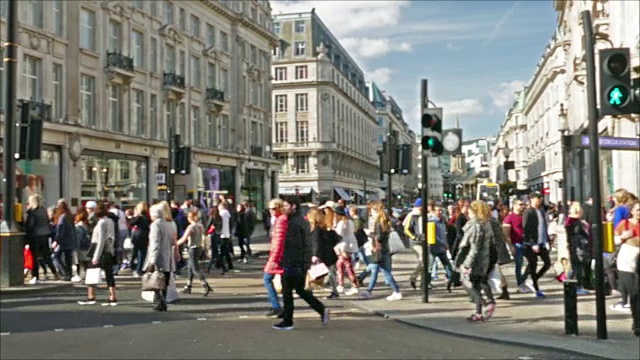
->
[438, 99, 485, 116]
[482, 1, 521, 47]
[366, 67, 393, 86]
[445, 42, 460, 51]
[341, 37, 412, 59]
[489, 80, 526, 111]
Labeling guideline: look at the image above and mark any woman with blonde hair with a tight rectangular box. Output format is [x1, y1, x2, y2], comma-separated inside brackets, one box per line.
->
[308, 207, 339, 296]
[129, 202, 151, 277]
[25, 194, 57, 283]
[565, 202, 590, 295]
[359, 201, 402, 300]
[333, 206, 360, 296]
[177, 210, 212, 295]
[456, 201, 495, 321]
[263, 198, 287, 317]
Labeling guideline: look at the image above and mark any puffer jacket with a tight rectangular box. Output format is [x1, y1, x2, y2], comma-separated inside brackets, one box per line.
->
[264, 213, 287, 275]
[456, 218, 491, 277]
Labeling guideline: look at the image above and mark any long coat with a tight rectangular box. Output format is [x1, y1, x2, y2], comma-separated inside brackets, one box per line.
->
[456, 218, 491, 277]
[144, 219, 175, 272]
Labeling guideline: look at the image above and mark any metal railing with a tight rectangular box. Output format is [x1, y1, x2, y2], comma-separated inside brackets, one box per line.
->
[163, 72, 186, 89]
[250, 145, 263, 156]
[205, 87, 225, 102]
[106, 51, 134, 72]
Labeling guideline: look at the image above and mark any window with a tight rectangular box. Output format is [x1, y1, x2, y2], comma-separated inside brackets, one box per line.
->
[220, 68, 229, 93]
[296, 121, 309, 143]
[219, 31, 229, 52]
[23, 56, 42, 101]
[80, 75, 95, 126]
[150, 94, 158, 139]
[273, 22, 280, 34]
[191, 106, 201, 145]
[220, 114, 229, 149]
[272, 47, 281, 59]
[109, 20, 122, 51]
[276, 66, 287, 81]
[109, 84, 122, 132]
[294, 41, 306, 56]
[206, 24, 216, 47]
[190, 15, 200, 38]
[207, 113, 217, 148]
[150, 38, 158, 72]
[179, 50, 186, 75]
[294, 20, 305, 33]
[190, 56, 201, 88]
[80, 9, 96, 50]
[275, 122, 287, 143]
[52, 1, 64, 36]
[165, 44, 175, 71]
[377, 116, 384, 126]
[178, 103, 186, 140]
[164, 1, 173, 24]
[164, 101, 173, 140]
[132, 90, 144, 136]
[295, 94, 308, 112]
[131, 30, 144, 68]
[179, 8, 186, 31]
[295, 65, 307, 80]
[119, 162, 130, 180]
[295, 155, 309, 174]
[250, 45, 257, 64]
[22, 1, 44, 28]
[275, 95, 287, 112]
[276, 154, 288, 172]
[251, 121, 259, 145]
[207, 63, 216, 87]
[52, 64, 63, 120]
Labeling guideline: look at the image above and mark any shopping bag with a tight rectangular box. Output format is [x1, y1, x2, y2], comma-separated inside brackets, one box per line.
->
[123, 237, 134, 250]
[166, 273, 178, 304]
[308, 263, 329, 280]
[273, 274, 282, 294]
[141, 290, 156, 302]
[487, 265, 502, 294]
[388, 231, 405, 254]
[84, 268, 103, 285]
[305, 272, 326, 290]
[23, 246, 34, 271]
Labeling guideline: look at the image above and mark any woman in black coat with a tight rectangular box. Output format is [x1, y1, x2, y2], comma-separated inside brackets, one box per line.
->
[129, 203, 150, 276]
[307, 208, 338, 297]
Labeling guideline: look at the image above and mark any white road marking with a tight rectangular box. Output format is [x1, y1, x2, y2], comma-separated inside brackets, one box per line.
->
[239, 315, 249, 319]
[0, 297, 45, 303]
[103, 325, 114, 328]
[1, 332, 10, 336]
[197, 317, 207, 321]
[54, 328, 64, 332]
[152, 321, 162, 324]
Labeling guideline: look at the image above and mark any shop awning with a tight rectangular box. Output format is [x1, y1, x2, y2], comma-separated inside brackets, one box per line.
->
[353, 190, 365, 197]
[334, 187, 351, 201]
[279, 186, 313, 195]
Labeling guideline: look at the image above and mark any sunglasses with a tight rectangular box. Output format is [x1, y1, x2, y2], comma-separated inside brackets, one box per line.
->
[269, 207, 276, 210]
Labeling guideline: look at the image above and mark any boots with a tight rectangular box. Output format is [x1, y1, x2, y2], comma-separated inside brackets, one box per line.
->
[203, 283, 213, 297]
[182, 285, 192, 294]
[497, 286, 510, 300]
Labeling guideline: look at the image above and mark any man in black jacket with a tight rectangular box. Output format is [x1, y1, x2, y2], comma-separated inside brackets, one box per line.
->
[273, 197, 329, 331]
[522, 193, 552, 297]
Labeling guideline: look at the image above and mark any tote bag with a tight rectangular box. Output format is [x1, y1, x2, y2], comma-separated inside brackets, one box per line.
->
[84, 268, 103, 286]
[388, 231, 405, 254]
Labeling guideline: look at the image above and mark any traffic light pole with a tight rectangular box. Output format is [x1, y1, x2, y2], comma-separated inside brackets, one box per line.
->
[420, 79, 430, 303]
[167, 126, 175, 202]
[582, 10, 607, 340]
[386, 122, 393, 216]
[2, 0, 18, 231]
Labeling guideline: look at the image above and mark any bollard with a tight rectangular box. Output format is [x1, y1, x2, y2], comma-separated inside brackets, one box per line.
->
[564, 279, 579, 335]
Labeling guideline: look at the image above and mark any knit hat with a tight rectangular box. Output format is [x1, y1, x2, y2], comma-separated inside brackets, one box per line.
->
[414, 198, 423, 207]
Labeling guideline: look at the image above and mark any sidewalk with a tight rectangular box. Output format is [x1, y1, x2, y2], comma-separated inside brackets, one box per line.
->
[346, 250, 639, 360]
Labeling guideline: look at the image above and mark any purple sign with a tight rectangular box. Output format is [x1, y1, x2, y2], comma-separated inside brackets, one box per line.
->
[581, 136, 640, 150]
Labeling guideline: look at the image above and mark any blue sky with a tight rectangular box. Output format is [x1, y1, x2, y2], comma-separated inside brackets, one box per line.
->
[271, 0, 558, 139]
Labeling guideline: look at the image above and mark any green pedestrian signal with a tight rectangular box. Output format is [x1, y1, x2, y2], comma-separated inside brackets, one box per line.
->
[607, 86, 628, 107]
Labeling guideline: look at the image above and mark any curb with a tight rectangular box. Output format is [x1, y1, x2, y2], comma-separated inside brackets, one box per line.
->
[0, 282, 74, 298]
[346, 300, 609, 360]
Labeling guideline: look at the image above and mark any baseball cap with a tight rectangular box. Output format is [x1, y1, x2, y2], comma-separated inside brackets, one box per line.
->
[319, 200, 337, 210]
[414, 198, 423, 207]
[85, 201, 97, 209]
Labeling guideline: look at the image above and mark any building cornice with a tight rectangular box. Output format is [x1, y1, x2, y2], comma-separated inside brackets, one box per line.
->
[202, 0, 279, 48]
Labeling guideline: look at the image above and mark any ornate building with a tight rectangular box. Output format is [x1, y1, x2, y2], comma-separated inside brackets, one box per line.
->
[271, 10, 380, 203]
[0, 1, 279, 214]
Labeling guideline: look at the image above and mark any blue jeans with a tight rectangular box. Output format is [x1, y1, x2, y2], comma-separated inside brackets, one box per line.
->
[263, 272, 281, 310]
[514, 243, 527, 286]
[367, 253, 400, 293]
[352, 248, 369, 266]
[134, 246, 147, 275]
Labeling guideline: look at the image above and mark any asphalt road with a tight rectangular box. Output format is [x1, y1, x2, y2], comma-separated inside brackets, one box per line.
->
[1, 259, 594, 359]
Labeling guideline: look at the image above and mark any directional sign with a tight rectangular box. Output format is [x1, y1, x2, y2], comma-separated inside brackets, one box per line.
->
[574, 135, 640, 151]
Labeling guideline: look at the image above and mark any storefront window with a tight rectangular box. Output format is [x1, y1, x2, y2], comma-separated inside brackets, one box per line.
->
[79, 154, 147, 208]
[244, 169, 264, 217]
[197, 164, 236, 206]
[0, 149, 61, 218]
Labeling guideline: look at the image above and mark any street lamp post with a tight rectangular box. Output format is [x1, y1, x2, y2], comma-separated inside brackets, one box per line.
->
[503, 142, 512, 182]
[558, 103, 570, 216]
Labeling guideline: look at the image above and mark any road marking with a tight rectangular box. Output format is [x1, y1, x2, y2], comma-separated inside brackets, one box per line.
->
[239, 315, 249, 319]
[1, 332, 10, 336]
[152, 321, 162, 324]
[0, 297, 45, 303]
[103, 325, 114, 328]
[197, 317, 207, 321]
[54, 328, 64, 332]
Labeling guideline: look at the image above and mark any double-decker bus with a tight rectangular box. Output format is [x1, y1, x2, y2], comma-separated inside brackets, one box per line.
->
[476, 182, 500, 204]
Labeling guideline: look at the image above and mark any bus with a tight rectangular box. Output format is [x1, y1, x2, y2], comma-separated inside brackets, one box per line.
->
[476, 182, 500, 204]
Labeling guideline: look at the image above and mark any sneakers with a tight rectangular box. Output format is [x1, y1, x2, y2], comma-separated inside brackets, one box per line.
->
[321, 308, 330, 326]
[610, 302, 631, 312]
[525, 281, 536, 293]
[28, 277, 40, 285]
[535, 290, 546, 298]
[78, 298, 96, 305]
[344, 287, 359, 296]
[484, 302, 496, 319]
[336, 285, 345, 294]
[386, 292, 403, 301]
[71, 275, 82, 283]
[576, 288, 590, 295]
[325, 292, 339, 300]
[101, 299, 118, 307]
[517, 284, 531, 294]
[359, 291, 372, 299]
[272, 321, 294, 331]
[265, 308, 283, 318]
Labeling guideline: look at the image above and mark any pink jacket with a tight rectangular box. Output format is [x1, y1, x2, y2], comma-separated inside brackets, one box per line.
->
[263, 214, 288, 275]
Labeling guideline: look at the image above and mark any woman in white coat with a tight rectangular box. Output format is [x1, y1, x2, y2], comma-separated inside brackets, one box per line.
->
[145, 204, 175, 312]
[334, 207, 360, 295]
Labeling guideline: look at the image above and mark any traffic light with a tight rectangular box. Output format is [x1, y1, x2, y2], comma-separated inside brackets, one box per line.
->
[389, 130, 399, 174]
[169, 133, 181, 175]
[397, 143, 412, 175]
[16, 100, 49, 161]
[177, 146, 192, 174]
[599, 48, 639, 116]
[421, 108, 443, 155]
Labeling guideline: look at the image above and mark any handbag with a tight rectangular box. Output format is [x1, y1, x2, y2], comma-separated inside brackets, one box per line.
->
[388, 231, 405, 254]
[206, 225, 215, 235]
[273, 274, 282, 294]
[308, 262, 329, 280]
[141, 269, 167, 291]
[84, 268, 103, 286]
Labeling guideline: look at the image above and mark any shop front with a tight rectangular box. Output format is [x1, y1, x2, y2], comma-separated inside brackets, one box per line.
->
[78, 150, 148, 208]
[196, 164, 236, 208]
[244, 169, 265, 216]
[0, 145, 62, 220]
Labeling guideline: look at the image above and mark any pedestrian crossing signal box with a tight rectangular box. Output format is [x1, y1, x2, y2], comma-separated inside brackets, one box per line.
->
[599, 48, 639, 116]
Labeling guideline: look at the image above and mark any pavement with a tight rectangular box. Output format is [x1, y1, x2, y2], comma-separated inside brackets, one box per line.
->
[1, 238, 589, 360]
[346, 249, 639, 360]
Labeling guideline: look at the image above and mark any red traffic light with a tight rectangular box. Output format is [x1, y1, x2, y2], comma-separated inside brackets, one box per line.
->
[422, 113, 442, 133]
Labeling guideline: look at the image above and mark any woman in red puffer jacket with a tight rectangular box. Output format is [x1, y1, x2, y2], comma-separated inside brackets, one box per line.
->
[263, 198, 288, 318]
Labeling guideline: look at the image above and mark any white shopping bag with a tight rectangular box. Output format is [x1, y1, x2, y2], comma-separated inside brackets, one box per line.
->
[273, 274, 282, 294]
[488, 265, 502, 294]
[84, 268, 103, 286]
[141, 290, 156, 302]
[308, 263, 329, 280]
[388, 231, 405, 254]
[166, 273, 178, 303]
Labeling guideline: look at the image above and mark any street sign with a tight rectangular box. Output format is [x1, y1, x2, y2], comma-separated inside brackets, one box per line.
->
[574, 135, 640, 151]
